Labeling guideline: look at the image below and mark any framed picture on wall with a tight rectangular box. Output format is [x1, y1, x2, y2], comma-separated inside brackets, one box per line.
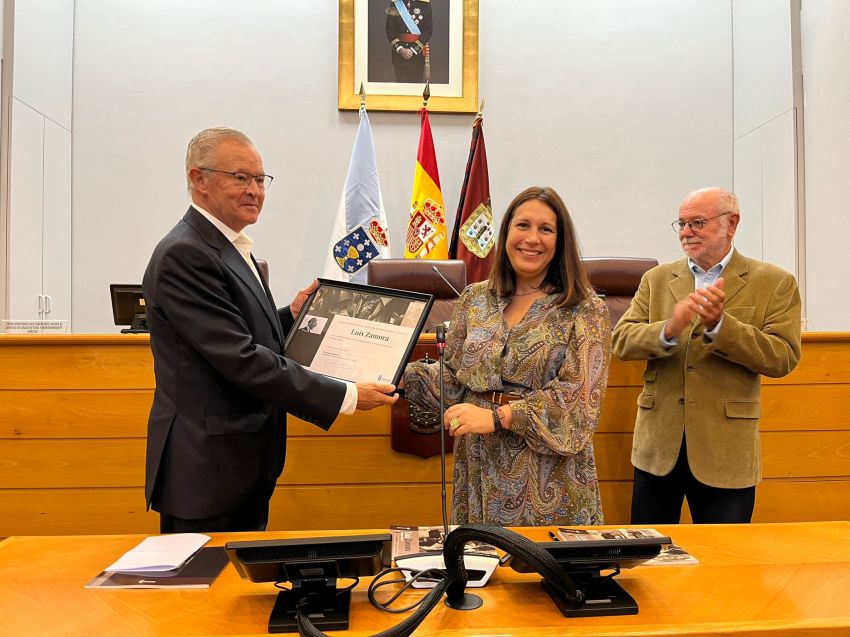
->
[338, 0, 479, 113]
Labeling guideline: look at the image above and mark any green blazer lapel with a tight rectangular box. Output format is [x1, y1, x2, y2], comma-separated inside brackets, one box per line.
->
[668, 260, 693, 302]
[721, 250, 748, 305]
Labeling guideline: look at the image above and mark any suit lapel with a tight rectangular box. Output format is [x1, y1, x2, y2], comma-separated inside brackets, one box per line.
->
[252, 254, 285, 338]
[720, 249, 748, 305]
[182, 207, 282, 342]
[668, 259, 693, 302]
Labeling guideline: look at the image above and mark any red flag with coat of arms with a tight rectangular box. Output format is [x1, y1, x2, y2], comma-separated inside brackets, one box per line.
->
[404, 108, 448, 260]
[449, 114, 494, 283]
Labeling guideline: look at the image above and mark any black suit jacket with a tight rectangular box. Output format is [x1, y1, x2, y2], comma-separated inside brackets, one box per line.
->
[142, 207, 346, 519]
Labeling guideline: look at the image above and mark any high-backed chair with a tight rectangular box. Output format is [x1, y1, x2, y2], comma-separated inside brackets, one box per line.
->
[366, 259, 467, 330]
[582, 257, 658, 325]
[365, 259, 467, 457]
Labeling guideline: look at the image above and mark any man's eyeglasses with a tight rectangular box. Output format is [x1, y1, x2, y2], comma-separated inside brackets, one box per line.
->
[201, 168, 274, 190]
[671, 211, 732, 233]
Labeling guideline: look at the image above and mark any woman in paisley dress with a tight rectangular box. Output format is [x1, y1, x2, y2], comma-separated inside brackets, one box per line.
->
[404, 186, 611, 526]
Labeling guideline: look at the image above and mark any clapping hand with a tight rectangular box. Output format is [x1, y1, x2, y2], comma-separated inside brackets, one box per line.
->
[688, 277, 725, 330]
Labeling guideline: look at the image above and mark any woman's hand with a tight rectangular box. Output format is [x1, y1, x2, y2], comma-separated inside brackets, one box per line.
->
[444, 403, 494, 437]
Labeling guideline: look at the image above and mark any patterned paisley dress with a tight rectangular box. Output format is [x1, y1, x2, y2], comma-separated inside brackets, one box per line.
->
[405, 282, 611, 526]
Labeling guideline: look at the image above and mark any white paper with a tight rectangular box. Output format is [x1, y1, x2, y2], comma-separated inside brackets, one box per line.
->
[104, 533, 210, 573]
[308, 315, 415, 383]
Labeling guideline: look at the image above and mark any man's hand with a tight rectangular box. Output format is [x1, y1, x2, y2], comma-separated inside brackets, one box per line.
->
[398, 48, 414, 60]
[688, 277, 725, 330]
[664, 299, 696, 340]
[355, 383, 399, 410]
[290, 280, 318, 319]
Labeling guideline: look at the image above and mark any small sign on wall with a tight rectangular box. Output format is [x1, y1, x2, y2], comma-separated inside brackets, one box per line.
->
[2, 320, 69, 334]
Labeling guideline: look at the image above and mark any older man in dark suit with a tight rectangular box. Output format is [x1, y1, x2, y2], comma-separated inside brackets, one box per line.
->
[143, 127, 397, 533]
[612, 187, 801, 524]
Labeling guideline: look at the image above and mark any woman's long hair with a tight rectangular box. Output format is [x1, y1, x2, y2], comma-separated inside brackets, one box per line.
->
[488, 186, 593, 308]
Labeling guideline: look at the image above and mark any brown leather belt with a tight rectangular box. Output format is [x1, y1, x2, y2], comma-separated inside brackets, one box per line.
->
[470, 390, 523, 406]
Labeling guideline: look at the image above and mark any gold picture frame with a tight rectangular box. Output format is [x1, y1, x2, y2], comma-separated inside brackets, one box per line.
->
[338, 0, 479, 113]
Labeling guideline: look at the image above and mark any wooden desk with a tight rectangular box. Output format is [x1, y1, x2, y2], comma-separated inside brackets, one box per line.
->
[0, 522, 848, 636]
[1, 333, 849, 536]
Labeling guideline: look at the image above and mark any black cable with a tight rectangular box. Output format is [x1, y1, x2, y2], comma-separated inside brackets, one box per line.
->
[296, 525, 584, 637]
[442, 525, 583, 606]
[367, 567, 446, 613]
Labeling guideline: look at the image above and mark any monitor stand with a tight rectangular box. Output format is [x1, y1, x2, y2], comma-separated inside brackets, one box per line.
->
[120, 313, 149, 334]
[268, 584, 351, 633]
[542, 569, 639, 617]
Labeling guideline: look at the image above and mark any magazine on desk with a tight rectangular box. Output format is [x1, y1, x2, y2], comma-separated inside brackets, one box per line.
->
[85, 547, 229, 589]
[390, 525, 498, 560]
[556, 528, 698, 565]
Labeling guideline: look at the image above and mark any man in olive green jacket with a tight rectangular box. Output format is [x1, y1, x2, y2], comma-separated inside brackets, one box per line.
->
[612, 187, 801, 524]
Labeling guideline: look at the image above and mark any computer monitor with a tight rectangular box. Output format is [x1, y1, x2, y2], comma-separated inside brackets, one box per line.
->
[503, 536, 670, 617]
[225, 534, 392, 633]
[109, 284, 148, 333]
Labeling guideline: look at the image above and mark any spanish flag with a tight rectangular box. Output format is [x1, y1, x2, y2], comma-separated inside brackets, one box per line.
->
[404, 108, 448, 259]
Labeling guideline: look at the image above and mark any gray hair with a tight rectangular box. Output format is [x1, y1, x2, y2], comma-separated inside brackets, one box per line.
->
[185, 127, 254, 190]
[686, 187, 740, 227]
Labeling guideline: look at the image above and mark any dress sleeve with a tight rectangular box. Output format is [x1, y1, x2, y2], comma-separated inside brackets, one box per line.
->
[509, 299, 611, 456]
[403, 286, 472, 411]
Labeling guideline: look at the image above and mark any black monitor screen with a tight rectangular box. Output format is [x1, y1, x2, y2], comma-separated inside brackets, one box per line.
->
[109, 284, 147, 331]
[505, 536, 669, 574]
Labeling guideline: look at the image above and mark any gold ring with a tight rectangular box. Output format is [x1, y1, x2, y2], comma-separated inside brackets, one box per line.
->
[450, 417, 461, 432]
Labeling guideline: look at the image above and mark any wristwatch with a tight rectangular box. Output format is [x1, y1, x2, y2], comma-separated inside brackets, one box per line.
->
[491, 405, 504, 433]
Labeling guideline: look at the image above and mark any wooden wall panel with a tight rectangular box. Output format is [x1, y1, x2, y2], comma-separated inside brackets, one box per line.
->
[760, 432, 850, 478]
[754, 479, 850, 522]
[1, 479, 847, 537]
[760, 384, 850, 430]
[0, 390, 152, 438]
[0, 337, 153, 390]
[597, 387, 640, 432]
[764, 340, 850, 384]
[0, 333, 847, 537]
[0, 439, 145, 488]
[0, 488, 159, 535]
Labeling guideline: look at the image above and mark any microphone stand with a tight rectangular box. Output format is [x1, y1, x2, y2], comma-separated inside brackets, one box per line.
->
[393, 323, 490, 607]
[435, 323, 483, 611]
[435, 324, 449, 536]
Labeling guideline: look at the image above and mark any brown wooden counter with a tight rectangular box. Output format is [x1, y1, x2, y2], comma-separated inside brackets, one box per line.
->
[0, 333, 848, 535]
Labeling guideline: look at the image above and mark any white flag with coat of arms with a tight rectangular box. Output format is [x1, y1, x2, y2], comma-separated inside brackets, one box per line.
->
[323, 106, 391, 283]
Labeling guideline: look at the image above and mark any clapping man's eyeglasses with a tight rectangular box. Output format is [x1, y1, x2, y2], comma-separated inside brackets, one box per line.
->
[671, 211, 732, 233]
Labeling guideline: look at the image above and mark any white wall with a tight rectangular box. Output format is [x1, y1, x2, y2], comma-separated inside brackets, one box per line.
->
[801, 0, 850, 331]
[731, 0, 801, 278]
[5, 0, 73, 322]
[71, 0, 733, 332]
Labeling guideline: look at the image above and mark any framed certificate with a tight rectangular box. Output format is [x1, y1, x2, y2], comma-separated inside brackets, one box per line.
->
[283, 279, 433, 386]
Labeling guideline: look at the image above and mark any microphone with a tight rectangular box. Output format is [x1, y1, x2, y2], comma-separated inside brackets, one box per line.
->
[435, 323, 449, 536]
[435, 323, 447, 356]
[432, 265, 461, 298]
